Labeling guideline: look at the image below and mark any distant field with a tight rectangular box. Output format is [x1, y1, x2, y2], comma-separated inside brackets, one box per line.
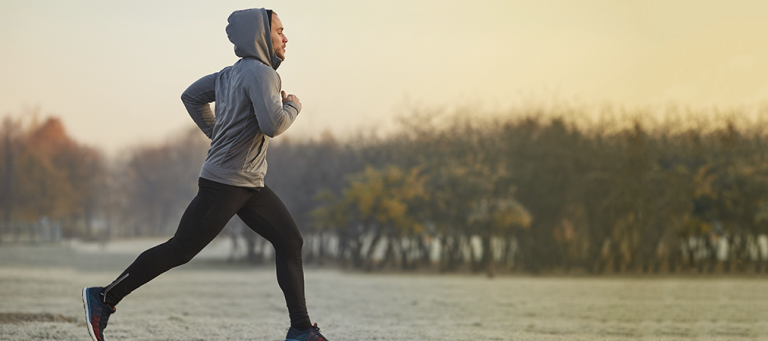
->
[0, 239, 767, 341]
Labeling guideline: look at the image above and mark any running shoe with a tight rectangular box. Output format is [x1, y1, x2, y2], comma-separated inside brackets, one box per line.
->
[82, 287, 116, 341]
[285, 323, 329, 341]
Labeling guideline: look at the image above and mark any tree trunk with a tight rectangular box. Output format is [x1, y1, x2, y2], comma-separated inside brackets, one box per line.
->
[364, 230, 383, 271]
[418, 235, 431, 268]
[398, 238, 409, 270]
[350, 235, 364, 269]
[469, 235, 481, 273]
[482, 233, 496, 278]
[379, 237, 395, 270]
[439, 235, 449, 272]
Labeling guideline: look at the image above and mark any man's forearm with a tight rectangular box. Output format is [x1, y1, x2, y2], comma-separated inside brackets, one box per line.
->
[181, 73, 218, 138]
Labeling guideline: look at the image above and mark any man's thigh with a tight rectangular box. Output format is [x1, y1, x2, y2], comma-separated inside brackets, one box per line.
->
[236, 186, 302, 249]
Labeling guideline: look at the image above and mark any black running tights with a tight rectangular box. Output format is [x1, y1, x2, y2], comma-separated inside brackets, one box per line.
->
[101, 178, 310, 328]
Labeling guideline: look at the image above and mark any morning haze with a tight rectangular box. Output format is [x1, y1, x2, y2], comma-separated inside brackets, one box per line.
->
[5, 2, 768, 340]
[2, 0, 768, 154]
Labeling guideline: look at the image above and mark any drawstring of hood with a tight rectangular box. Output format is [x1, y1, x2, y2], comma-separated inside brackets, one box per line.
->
[226, 8, 282, 70]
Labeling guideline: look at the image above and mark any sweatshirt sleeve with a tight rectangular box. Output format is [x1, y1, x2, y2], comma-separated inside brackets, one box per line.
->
[181, 73, 217, 139]
[246, 69, 300, 138]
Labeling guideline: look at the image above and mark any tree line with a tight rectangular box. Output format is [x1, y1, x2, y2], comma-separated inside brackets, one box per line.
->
[2, 105, 768, 275]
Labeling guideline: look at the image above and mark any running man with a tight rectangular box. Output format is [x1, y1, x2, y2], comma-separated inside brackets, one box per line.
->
[82, 8, 329, 341]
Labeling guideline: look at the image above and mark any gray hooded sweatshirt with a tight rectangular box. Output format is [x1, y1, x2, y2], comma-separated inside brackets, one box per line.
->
[181, 8, 300, 188]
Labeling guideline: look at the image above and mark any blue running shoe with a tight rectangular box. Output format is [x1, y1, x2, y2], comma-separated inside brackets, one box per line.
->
[285, 323, 329, 341]
[82, 287, 116, 341]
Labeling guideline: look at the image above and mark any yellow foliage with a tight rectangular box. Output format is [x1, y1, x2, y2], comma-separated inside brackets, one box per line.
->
[468, 198, 532, 232]
[692, 166, 716, 199]
[313, 165, 428, 236]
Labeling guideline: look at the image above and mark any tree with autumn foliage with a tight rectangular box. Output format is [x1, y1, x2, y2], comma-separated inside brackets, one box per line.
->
[0, 115, 104, 239]
[313, 165, 428, 270]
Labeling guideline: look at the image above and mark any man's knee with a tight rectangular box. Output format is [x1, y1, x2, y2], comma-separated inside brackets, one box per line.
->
[288, 233, 303, 253]
[166, 239, 202, 266]
[275, 233, 303, 258]
[173, 252, 196, 267]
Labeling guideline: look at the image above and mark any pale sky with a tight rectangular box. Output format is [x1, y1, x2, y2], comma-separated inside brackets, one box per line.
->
[2, 0, 768, 155]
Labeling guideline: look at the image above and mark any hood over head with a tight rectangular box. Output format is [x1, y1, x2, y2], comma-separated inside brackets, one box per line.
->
[226, 8, 282, 70]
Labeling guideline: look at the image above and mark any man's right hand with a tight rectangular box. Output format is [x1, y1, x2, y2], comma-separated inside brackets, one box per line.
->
[281, 90, 302, 111]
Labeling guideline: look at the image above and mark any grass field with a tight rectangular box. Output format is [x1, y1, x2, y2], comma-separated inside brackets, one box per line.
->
[0, 239, 767, 340]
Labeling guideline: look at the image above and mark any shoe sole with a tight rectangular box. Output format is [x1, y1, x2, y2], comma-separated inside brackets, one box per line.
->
[82, 287, 100, 341]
